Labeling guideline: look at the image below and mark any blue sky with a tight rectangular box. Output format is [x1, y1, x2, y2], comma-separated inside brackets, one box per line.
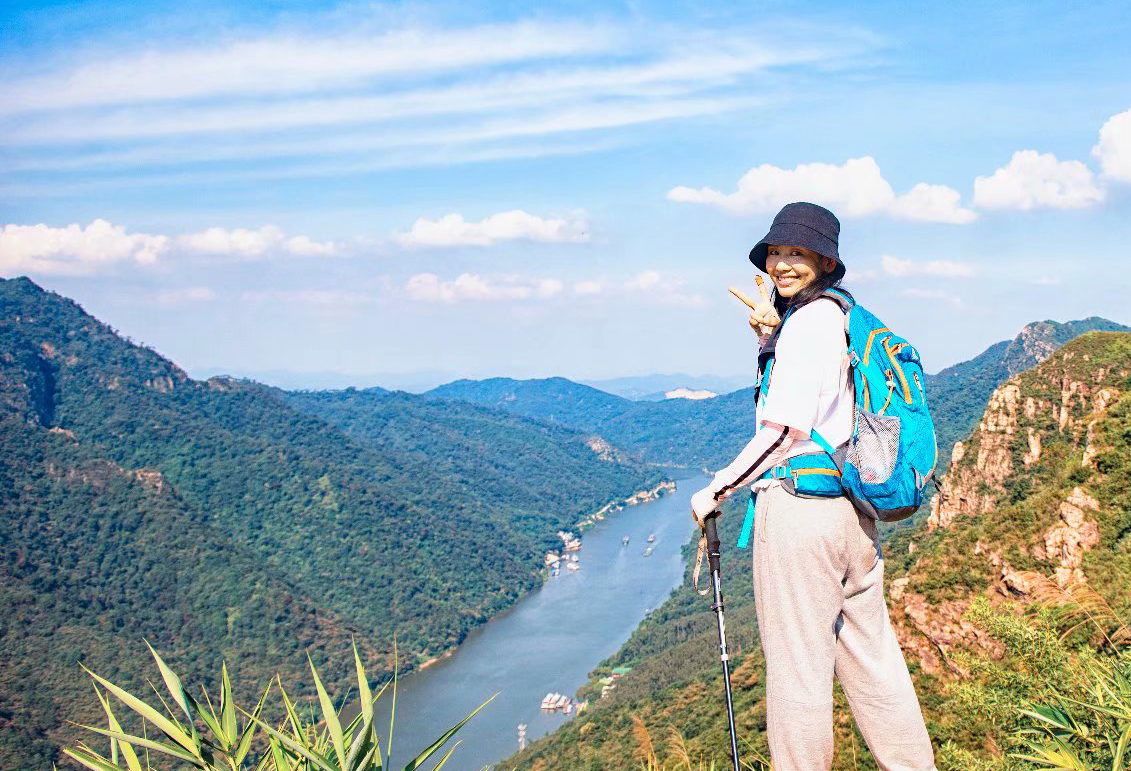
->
[2, 0, 1130, 388]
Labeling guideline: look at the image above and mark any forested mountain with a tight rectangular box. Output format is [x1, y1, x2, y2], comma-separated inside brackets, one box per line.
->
[283, 387, 657, 533]
[0, 277, 662, 769]
[502, 331, 1131, 770]
[425, 317, 1124, 474]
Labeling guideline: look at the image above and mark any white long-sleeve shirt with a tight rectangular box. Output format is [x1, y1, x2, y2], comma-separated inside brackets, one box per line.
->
[702, 296, 854, 509]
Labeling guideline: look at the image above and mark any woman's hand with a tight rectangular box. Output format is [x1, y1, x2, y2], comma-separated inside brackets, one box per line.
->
[690, 487, 720, 526]
[728, 276, 779, 336]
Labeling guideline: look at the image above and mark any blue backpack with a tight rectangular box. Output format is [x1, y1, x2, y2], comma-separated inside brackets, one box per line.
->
[737, 288, 938, 547]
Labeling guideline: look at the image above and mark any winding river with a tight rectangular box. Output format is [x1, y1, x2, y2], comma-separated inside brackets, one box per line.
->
[373, 470, 708, 771]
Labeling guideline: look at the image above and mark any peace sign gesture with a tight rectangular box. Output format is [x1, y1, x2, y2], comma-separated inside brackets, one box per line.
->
[728, 275, 780, 336]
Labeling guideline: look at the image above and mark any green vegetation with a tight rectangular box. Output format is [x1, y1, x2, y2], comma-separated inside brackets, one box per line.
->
[0, 276, 661, 768]
[63, 640, 490, 771]
[937, 590, 1131, 771]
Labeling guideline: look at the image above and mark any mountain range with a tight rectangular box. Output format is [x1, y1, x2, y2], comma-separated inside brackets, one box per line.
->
[0, 277, 663, 769]
[423, 316, 1128, 480]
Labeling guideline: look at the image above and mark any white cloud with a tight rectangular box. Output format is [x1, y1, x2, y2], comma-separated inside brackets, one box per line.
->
[880, 254, 975, 278]
[0, 219, 168, 276]
[887, 183, 976, 224]
[667, 157, 976, 224]
[900, 288, 962, 306]
[394, 210, 589, 248]
[178, 225, 336, 257]
[973, 150, 1104, 210]
[404, 272, 564, 302]
[0, 218, 339, 275]
[1093, 106, 1131, 183]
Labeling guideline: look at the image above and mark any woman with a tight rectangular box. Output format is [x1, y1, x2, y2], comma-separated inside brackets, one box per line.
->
[689, 202, 937, 771]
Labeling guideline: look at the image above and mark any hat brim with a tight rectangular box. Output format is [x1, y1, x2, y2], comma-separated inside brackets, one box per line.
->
[748, 221, 843, 281]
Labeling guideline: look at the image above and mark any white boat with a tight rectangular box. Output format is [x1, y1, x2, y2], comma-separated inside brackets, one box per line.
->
[622, 536, 630, 545]
[642, 546, 653, 557]
[646, 533, 655, 543]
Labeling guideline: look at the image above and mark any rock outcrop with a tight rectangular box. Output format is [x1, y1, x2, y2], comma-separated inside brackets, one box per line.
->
[897, 332, 1130, 678]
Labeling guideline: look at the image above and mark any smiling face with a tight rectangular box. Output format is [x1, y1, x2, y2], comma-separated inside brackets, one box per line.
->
[764, 244, 838, 298]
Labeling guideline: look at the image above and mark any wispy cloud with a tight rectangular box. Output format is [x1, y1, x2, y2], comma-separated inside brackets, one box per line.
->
[0, 15, 879, 187]
[394, 210, 589, 248]
[400, 269, 703, 306]
[623, 270, 706, 307]
[668, 157, 977, 224]
[240, 289, 372, 305]
[1, 21, 618, 115]
[900, 287, 963, 306]
[880, 254, 975, 277]
[179, 225, 336, 257]
[404, 273, 565, 303]
[154, 287, 218, 305]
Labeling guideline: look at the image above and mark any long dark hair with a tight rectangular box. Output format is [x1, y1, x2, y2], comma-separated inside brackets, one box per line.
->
[771, 268, 853, 319]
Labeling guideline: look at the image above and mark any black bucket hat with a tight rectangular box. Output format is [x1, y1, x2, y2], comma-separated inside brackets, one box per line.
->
[748, 201, 845, 282]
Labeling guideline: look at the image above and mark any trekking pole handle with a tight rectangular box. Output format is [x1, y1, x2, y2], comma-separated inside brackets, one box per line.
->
[703, 515, 722, 576]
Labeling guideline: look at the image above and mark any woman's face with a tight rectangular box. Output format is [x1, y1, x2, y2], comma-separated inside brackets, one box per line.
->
[764, 244, 837, 298]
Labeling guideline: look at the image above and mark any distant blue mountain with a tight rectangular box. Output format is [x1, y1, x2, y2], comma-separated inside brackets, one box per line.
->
[580, 373, 749, 400]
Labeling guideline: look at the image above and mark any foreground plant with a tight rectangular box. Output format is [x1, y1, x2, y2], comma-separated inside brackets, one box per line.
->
[937, 571, 1131, 771]
[62, 640, 493, 771]
[629, 717, 771, 771]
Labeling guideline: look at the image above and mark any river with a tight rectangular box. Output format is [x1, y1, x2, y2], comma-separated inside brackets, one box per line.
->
[373, 470, 708, 771]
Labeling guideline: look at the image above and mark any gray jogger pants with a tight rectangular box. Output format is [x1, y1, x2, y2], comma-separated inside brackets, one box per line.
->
[751, 484, 936, 771]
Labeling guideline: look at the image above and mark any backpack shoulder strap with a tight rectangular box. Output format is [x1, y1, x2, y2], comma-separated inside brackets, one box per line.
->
[821, 287, 855, 313]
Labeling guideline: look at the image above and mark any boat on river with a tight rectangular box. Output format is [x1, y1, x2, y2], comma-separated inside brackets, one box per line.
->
[540, 692, 572, 711]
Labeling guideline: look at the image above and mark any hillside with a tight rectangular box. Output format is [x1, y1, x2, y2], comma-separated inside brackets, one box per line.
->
[0, 277, 663, 768]
[284, 387, 655, 527]
[502, 331, 1131, 770]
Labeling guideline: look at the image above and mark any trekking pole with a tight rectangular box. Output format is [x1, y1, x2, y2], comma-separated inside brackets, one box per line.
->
[704, 515, 741, 771]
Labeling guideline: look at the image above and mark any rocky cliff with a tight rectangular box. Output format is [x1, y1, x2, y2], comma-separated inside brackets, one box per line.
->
[890, 330, 1131, 710]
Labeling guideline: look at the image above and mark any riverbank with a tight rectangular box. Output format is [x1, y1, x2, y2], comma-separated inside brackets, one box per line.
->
[577, 478, 678, 531]
[372, 470, 708, 771]
[418, 475, 678, 669]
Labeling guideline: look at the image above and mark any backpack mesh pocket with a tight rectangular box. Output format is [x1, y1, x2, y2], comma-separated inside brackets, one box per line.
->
[848, 410, 901, 484]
